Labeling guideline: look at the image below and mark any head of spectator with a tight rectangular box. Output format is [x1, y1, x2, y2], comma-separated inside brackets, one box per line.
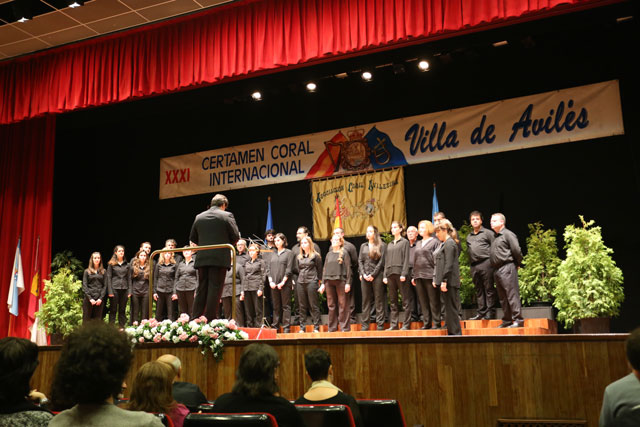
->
[49, 322, 133, 410]
[211, 194, 229, 210]
[407, 226, 418, 243]
[303, 348, 333, 383]
[231, 343, 280, 398]
[0, 337, 41, 407]
[236, 239, 247, 255]
[157, 354, 181, 380]
[128, 361, 178, 414]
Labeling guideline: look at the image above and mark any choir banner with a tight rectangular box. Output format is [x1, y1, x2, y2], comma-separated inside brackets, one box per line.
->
[159, 80, 623, 199]
[311, 168, 406, 240]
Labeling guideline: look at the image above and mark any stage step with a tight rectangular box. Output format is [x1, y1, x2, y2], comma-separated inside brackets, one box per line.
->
[271, 318, 557, 338]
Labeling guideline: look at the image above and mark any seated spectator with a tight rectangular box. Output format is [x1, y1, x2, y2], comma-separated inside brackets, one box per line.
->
[157, 354, 208, 412]
[0, 337, 52, 427]
[213, 343, 305, 427]
[48, 321, 163, 427]
[295, 348, 362, 427]
[128, 361, 189, 427]
[600, 327, 640, 427]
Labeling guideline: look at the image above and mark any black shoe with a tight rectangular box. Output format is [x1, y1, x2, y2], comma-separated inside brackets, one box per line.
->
[376, 326, 385, 331]
[483, 315, 495, 320]
[401, 326, 411, 331]
[469, 314, 484, 320]
[385, 327, 398, 331]
[508, 321, 524, 328]
[497, 321, 513, 328]
[420, 324, 432, 330]
[361, 324, 370, 331]
[312, 328, 319, 333]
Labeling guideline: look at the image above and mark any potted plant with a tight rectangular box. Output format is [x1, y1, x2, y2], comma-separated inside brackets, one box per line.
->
[456, 222, 475, 307]
[518, 222, 561, 306]
[35, 252, 84, 343]
[552, 216, 624, 332]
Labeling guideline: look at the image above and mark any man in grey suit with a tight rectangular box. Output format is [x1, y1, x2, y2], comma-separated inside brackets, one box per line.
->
[190, 194, 240, 321]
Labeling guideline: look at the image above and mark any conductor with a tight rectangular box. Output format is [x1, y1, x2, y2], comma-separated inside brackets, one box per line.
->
[190, 194, 240, 321]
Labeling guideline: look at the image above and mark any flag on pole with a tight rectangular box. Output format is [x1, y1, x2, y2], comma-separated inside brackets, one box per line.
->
[333, 196, 342, 230]
[432, 184, 440, 223]
[265, 197, 273, 231]
[8, 239, 25, 317]
[30, 297, 47, 345]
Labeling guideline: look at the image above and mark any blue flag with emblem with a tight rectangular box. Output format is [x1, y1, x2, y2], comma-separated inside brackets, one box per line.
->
[365, 126, 408, 169]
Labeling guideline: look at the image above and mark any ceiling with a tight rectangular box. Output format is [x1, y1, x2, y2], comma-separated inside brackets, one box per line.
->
[0, 0, 232, 61]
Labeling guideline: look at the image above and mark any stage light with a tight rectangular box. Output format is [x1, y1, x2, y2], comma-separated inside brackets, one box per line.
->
[306, 82, 317, 92]
[17, 16, 29, 22]
[11, 0, 32, 22]
[361, 71, 372, 81]
[69, 1, 85, 8]
[493, 40, 509, 47]
[251, 91, 262, 101]
[418, 60, 430, 71]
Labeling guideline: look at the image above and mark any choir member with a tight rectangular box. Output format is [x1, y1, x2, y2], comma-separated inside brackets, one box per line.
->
[295, 236, 323, 333]
[382, 221, 411, 330]
[153, 249, 177, 321]
[106, 245, 132, 328]
[267, 233, 294, 333]
[358, 225, 387, 331]
[82, 252, 107, 323]
[322, 234, 352, 332]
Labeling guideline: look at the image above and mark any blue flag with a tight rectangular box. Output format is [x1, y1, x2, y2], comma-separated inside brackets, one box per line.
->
[365, 126, 408, 169]
[265, 197, 273, 232]
[7, 239, 25, 317]
[432, 185, 439, 223]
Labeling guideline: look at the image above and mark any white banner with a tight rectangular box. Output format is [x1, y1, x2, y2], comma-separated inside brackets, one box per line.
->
[160, 80, 624, 199]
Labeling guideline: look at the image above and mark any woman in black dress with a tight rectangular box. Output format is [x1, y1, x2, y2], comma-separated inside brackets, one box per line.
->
[106, 245, 131, 328]
[358, 225, 386, 331]
[295, 236, 323, 333]
[382, 221, 410, 330]
[153, 249, 177, 321]
[322, 234, 352, 332]
[174, 249, 197, 317]
[434, 219, 462, 335]
[412, 220, 441, 329]
[130, 249, 150, 324]
[242, 244, 266, 328]
[266, 233, 294, 333]
[82, 252, 107, 323]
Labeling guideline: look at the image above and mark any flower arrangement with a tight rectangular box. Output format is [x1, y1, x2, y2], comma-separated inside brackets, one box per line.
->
[125, 313, 249, 360]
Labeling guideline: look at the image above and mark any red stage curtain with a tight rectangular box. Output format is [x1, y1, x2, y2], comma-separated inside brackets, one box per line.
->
[0, 116, 55, 338]
[0, 0, 607, 125]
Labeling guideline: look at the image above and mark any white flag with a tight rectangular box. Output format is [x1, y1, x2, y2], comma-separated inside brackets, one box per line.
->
[7, 239, 25, 317]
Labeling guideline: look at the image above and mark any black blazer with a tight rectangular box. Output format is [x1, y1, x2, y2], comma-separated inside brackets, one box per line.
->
[189, 206, 240, 269]
[434, 238, 460, 288]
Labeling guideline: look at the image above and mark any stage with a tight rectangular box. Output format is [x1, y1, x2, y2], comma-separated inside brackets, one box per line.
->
[32, 324, 628, 427]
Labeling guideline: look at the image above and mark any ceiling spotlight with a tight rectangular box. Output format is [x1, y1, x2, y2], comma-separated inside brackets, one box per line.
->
[251, 91, 262, 101]
[361, 71, 373, 81]
[17, 16, 29, 22]
[306, 82, 317, 92]
[492, 40, 509, 47]
[69, 1, 85, 8]
[418, 60, 430, 71]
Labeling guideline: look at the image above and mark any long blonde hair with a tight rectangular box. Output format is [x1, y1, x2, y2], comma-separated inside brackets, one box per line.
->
[437, 219, 460, 244]
[87, 252, 105, 275]
[158, 247, 176, 266]
[132, 250, 150, 279]
[298, 236, 317, 260]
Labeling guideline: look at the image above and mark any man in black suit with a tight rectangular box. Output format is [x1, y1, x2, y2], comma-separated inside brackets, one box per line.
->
[157, 354, 208, 412]
[190, 194, 240, 321]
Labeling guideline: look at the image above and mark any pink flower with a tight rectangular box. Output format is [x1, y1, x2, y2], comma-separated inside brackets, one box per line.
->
[138, 337, 145, 343]
[133, 321, 139, 326]
[228, 320, 237, 330]
[194, 318, 201, 324]
[140, 319, 148, 326]
[179, 333, 188, 341]
[178, 313, 190, 323]
[189, 335, 198, 343]
[198, 316, 208, 323]
[209, 333, 218, 339]
[149, 319, 158, 328]
[153, 334, 162, 343]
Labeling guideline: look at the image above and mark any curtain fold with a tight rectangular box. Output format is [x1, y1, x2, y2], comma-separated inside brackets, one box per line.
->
[0, 116, 55, 338]
[0, 0, 605, 125]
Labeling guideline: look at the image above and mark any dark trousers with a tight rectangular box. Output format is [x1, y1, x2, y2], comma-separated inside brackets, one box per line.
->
[387, 274, 413, 329]
[155, 291, 174, 321]
[325, 279, 350, 332]
[348, 268, 360, 323]
[82, 296, 104, 323]
[361, 275, 385, 329]
[110, 289, 129, 327]
[270, 281, 292, 330]
[222, 296, 245, 326]
[442, 286, 462, 335]
[414, 278, 441, 327]
[493, 263, 523, 323]
[177, 290, 195, 318]
[131, 294, 149, 325]
[243, 290, 260, 327]
[441, 284, 462, 321]
[193, 266, 226, 321]
[296, 281, 321, 329]
[471, 259, 497, 318]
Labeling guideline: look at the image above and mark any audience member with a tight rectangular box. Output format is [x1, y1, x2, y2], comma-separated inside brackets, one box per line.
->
[128, 361, 189, 427]
[295, 348, 362, 427]
[157, 354, 208, 412]
[0, 337, 52, 426]
[48, 322, 162, 426]
[600, 327, 640, 427]
[213, 343, 305, 427]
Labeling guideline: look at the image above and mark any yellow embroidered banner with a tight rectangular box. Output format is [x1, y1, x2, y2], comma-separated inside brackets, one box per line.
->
[312, 168, 406, 240]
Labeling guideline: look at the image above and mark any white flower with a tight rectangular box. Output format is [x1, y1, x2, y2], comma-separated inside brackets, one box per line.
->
[143, 330, 152, 340]
[150, 327, 157, 334]
[160, 326, 166, 333]
[163, 332, 171, 341]
[239, 331, 249, 339]
[201, 324, 211, 335]
[190, 322, 199, 333]
[215, 339, 221, 346]
[177, 327, 184, 335]
[198, 341, 203, 345]
[224, 331, 233, 339]
[172, 335, 180, 344]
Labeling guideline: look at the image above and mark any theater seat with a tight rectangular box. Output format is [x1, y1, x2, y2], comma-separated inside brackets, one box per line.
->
[152, 412, 174, 427]
[294, 404, 355, 427]
[356, 399, 406, 427]
[184, 413, 278, 426]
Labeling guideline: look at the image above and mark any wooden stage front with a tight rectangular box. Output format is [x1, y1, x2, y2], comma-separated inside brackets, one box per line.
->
[32, 324, 629, 427]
